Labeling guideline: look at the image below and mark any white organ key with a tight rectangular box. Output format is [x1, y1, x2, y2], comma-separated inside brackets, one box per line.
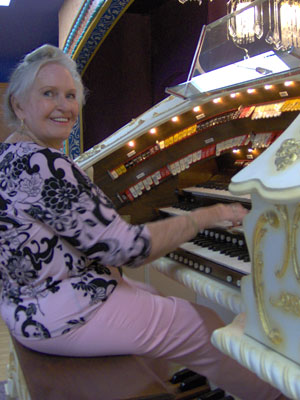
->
[183, 186, 251, 203]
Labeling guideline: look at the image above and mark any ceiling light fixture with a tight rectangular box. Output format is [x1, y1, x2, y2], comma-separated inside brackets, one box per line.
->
[178, 0, 203, 4]
[227, 0, 300, 52]
[0, 0, 11, 5]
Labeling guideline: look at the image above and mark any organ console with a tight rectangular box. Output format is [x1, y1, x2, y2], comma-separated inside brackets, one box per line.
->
[75, 0, 300, 397]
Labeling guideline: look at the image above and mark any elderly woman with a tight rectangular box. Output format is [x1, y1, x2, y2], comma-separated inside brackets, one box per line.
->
[0, 44, 286, 400]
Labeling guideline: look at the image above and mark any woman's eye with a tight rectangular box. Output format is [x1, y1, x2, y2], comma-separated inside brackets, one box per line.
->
[67, 93, 76, 99]
[44, 90, 53, 97]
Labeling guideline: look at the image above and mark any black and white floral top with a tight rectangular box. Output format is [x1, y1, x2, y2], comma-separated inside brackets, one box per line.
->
[0, 142, 151, 340]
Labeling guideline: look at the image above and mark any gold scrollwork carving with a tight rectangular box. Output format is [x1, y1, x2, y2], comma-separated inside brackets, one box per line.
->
[275, 205, 290, 279]
[274, 139, 300, 171]
[270, 292, 300, 317]
[291, 203, 300, 281]
[253, 210, 283, 344]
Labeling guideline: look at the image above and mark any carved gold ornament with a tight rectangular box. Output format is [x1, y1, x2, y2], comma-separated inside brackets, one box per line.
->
[252, 204, 300, 345]
[275, 205, 290, 279]
[270, 292, 300, 317]
[274, 139, 300, 171]
[253, 210, 283, 345]
[291, 203, 300, 281]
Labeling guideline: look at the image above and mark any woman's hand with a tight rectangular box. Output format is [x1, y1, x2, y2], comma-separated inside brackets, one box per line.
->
[145, 202, 249, 264]
[215, 202, 249, 227]
[190, 202, 249, 231]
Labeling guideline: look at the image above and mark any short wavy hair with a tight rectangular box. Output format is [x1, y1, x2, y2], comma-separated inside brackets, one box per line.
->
[3, 44, 85, 129]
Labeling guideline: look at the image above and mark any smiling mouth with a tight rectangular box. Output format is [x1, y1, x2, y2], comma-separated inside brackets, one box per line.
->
[51, 117, 69, 123]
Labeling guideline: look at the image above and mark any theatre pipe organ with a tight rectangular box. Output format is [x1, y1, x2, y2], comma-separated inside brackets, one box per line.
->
[75, 1, 300, 397]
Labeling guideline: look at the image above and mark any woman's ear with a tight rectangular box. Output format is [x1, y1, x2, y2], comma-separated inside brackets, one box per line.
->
[10, 95, 25, 120]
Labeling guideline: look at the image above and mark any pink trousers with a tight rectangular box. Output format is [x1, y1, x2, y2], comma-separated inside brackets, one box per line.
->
[17, 276, 282, 400]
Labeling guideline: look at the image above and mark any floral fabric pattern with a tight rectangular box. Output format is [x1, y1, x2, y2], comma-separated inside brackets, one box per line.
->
[0, 142, 151, 340]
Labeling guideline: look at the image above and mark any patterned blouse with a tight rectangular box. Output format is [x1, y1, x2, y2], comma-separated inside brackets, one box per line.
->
[0, 142, 151, 340]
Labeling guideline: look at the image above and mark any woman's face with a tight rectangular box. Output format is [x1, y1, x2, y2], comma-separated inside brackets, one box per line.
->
[14, 62, 79, 149]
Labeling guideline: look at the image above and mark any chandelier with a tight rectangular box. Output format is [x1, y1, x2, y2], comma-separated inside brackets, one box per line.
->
[178, 0, 203, 4]
[227, 0, 300, 51]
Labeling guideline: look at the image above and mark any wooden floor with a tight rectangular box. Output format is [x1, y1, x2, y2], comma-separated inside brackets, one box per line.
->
[0, 316, 10, 381]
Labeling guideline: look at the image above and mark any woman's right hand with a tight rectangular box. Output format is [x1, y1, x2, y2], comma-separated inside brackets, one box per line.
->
[215, 202, 249, 227]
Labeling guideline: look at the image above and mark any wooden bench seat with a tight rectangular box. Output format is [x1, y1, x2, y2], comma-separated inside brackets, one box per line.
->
[10, 336, 175, 400]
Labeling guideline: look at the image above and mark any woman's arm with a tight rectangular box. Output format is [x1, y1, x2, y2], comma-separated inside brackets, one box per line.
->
[144, 203, 248, 264]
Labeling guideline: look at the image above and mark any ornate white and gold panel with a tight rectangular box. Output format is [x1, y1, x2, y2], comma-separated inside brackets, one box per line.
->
[229, 113, 300, 365]
[61, 0, 135, 160]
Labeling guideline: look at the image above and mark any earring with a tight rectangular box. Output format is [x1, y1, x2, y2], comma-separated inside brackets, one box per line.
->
[19, 119, 25, 133]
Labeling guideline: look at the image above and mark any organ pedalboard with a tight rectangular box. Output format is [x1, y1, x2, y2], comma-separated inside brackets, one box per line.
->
[168, 367, 234, 399]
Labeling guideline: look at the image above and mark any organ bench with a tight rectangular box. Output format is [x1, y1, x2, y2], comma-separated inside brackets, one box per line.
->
[6, 335, 232, 400]
[6, 335, 175, 400]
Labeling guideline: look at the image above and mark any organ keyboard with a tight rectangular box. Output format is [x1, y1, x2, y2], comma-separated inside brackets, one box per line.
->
[157, 180, 251, 288]
[183, 186, 251, 205]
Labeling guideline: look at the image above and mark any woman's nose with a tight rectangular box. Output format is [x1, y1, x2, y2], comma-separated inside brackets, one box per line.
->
[56, 95, 70, 110]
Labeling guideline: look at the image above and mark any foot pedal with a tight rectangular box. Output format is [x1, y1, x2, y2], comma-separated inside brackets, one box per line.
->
[179, 374, 207, 392]
[170, 368, 198, 384]
[196, 388, 225, 399]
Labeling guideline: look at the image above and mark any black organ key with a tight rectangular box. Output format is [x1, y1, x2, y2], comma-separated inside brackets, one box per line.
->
[226, 249, 244, 257]
[237, 254, 247, 261]
[220, 246, 234, 254]
[200, 242, 213, 248]
[194, 240, 211, 248]
[192, 229, 250, 263]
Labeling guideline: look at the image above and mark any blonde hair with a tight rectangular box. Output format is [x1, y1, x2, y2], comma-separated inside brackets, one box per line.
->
[3, 44, 85, 129]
